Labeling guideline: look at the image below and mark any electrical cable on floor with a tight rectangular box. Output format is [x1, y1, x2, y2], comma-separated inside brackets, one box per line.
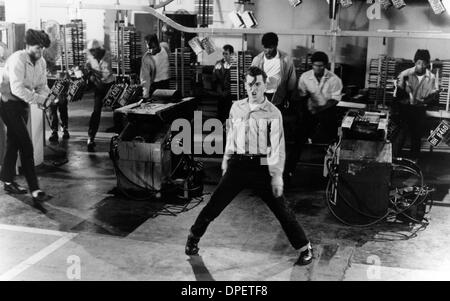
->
[326, 151, 433, 227]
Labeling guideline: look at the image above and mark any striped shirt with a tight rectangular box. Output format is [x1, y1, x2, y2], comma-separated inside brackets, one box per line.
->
[223, 98, 286, 186]
[0, 50, 50, 104]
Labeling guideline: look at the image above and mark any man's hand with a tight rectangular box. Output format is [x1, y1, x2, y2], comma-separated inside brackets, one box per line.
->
[272, 185, 283, 198]
[222, 168, 227, 177]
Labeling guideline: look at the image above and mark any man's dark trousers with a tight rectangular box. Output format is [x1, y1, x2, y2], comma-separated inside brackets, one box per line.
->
[0, 101, 39, 192]
[190, 157, 309, 249]
[49, 98, 68, 132]
[88, 82, 114, 139]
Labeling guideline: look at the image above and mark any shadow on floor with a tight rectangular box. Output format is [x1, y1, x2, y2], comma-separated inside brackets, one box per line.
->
[187, 255, 216, 281]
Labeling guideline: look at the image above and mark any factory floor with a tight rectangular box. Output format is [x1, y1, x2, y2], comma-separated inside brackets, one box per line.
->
[1, 95, 450, 281]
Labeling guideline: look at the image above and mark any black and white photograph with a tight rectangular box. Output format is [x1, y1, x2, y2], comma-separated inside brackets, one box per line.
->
[1, 0, 450, 288]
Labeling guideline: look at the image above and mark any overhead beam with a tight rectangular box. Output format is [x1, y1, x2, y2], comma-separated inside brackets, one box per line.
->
[39, 3, 450, 40]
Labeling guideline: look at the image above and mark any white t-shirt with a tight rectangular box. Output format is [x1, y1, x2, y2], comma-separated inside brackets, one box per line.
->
[263, 52, 281, 94]
[416, 74, 425, 83]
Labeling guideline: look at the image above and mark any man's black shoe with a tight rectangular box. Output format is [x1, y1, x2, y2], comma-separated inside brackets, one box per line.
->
[32, 191, 52, 204]
[295, 244, 313, 266]
[185, 234, 200, 255]
[62, 130, 70, 140]
[49, 132, 59, 143]
[87, 139, 96, 152]
[4, 182, 27, 194]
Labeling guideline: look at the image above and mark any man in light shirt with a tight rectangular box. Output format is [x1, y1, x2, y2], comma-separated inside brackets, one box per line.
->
[298, 51, 343, 144]
[85, 39, 115, 152]
[0, 29, 53, 204]
[140, 34, 170, 99]
[251, 32, 297, 109]
[185, 66, 313, 266]
[213, 44, 234, 123]
[393, 49, 438, 160]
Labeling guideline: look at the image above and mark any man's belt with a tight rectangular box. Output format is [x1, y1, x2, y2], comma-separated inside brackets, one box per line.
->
[230, 154, 267, 161]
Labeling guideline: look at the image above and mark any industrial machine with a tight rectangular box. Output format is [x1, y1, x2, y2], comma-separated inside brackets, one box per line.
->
[110, 90, 200, 204]
[326, 108, 433, 226]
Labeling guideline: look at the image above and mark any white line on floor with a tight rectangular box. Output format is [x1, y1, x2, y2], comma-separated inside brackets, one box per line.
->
[0, 224, 70, 237]
[0, 233, 77, 281]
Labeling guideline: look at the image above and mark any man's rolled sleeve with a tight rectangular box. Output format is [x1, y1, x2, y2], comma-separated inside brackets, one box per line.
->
[286, 57, 297, 93]
[35, 60, 50, 100]
[330, 77, 343, 101]
[298, 75, 309, 97]
[268, 112, 285, 187]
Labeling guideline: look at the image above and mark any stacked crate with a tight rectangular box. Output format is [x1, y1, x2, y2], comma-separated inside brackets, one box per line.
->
[229, 51, 252, 100]
[111, 23, 143, 75]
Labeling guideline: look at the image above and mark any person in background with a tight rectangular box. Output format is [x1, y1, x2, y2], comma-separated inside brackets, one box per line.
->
[298, 51, 343, 145]
[185, 66, 313, 266]
[251, 32, 300, 186]
[85, 39, 115, 152]
[213, 44, 234, 123]
[0, 29, 53, 204]
[48, 77, 70, 142]
[140, 34, 170, 99]
[393, 49, 439, 161]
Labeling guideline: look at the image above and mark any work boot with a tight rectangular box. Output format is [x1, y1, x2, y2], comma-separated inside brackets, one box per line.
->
[185, 233, 200, 256]
[295, 243, 313, 266]
[4, 182, 27, 194]
[87, 138, 96, 152]
[32, 191, 52, 204]
[62, 129, 70, 140]
[49, 131, 59, 143]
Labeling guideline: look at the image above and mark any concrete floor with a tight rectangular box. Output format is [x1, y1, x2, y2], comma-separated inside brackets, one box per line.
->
[1, 95, 450, 281]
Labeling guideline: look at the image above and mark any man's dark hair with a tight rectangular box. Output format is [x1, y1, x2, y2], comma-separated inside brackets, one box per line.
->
[25, 29, 51, 48]
[311, 51, 329, 66]
[144, 34, 159, 46]
[414, 49, 431, 64]
[246, 66, 267, 83]
[223, 44, 234, 54]
[261, 32, 278, 48]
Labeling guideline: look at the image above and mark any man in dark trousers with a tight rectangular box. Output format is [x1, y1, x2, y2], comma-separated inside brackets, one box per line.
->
[85, 39, 115, 152]
[0, 29, 53, 204]
[185, 66, 313, 266]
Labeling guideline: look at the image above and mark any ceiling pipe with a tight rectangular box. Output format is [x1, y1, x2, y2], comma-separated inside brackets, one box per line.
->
[39, 2, 450, 40]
